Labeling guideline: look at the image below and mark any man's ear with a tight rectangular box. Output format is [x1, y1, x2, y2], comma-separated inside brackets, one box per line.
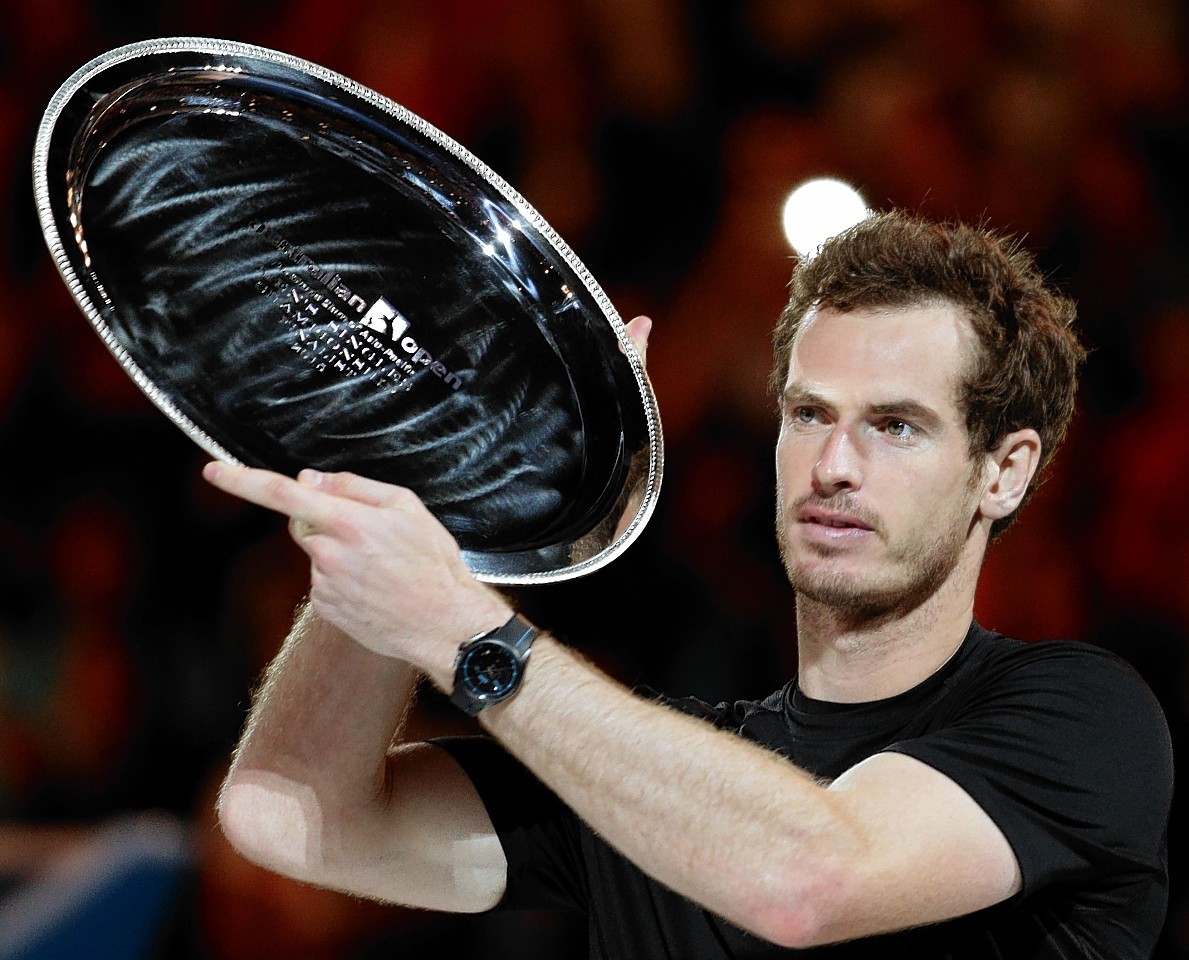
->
[980, 428, 1042, 522]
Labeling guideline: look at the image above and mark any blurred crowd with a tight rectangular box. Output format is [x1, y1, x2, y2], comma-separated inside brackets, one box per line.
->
[1, 0, 1188, 957]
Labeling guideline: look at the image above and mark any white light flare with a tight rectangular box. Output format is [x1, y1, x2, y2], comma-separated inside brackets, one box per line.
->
[781, 177, 869, 260]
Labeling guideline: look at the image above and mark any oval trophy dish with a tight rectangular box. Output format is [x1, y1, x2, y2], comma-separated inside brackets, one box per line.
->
[32, 37, 662, 584]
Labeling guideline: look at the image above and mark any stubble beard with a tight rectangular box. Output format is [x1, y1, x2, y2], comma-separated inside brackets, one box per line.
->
[776, 495, 974, 625]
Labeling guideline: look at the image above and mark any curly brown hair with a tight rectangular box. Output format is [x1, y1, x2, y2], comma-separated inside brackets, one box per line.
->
[770, 209, 1087, 537]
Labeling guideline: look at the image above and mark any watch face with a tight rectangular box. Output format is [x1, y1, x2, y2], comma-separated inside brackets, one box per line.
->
[461, 642, 522, 699]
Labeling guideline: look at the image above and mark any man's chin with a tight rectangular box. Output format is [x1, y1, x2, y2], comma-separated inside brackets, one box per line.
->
[784, 554, 905, 612]
[793, 580, 909, 622]
[787, 564, 871, 605]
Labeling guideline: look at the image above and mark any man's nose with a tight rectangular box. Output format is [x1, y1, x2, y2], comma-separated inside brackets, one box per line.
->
[811, 426, 863, 493]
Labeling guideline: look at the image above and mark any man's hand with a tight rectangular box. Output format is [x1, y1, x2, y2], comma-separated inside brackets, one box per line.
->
[201, 314, 651, 673]
[201, 463, 512, 685]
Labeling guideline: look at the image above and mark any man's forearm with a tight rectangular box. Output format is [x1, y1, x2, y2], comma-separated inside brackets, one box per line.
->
[218, 601, 420, 882]
[472, 635, 866, 946]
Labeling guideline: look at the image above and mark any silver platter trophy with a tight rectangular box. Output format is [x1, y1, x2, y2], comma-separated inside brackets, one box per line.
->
[32, 37, 662, 584]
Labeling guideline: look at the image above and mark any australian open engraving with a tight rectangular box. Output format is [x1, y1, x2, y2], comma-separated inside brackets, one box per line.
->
[255, 258, 418, 394]
[251, 221, 464, 392]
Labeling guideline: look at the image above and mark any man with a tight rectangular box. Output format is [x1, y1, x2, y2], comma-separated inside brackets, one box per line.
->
[205, 210, 1173, 957]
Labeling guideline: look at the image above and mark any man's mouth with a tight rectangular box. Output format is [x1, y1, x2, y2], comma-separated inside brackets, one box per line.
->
[813, 516, 859, 528]
[800, 509, 873, 531]
[789, 494, 887, 549]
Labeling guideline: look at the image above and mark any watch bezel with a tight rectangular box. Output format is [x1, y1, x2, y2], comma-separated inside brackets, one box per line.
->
[458, 639, 526, 701]
[450, 614, 537, 716]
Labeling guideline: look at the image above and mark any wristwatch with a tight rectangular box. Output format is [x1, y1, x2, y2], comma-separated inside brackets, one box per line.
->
[450, 614, 538, 716]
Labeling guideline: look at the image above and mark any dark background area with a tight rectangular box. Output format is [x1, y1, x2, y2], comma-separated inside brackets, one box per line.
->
[1, 1, 1188, 957]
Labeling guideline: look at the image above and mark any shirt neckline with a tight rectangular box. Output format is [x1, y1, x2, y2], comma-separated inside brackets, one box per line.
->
[789, 620, 981, 717]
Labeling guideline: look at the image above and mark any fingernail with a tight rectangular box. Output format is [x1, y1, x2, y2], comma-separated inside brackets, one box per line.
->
[298, 469, 324, 485]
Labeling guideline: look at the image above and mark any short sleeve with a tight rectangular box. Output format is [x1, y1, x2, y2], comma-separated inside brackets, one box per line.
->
[431, 735, 588, 912]
[886, 644, 1173, 895]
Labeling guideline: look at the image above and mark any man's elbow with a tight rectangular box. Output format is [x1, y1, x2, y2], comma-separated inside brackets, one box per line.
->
[216, 769, 327, 884]
[744, 902, 830, 949]
[738, 865, 862, 950]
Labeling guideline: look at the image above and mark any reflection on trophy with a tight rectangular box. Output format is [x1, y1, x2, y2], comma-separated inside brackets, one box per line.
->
[33, 37, 663, 584]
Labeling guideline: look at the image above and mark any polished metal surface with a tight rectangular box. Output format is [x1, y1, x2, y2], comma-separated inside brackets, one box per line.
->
[33, 37, 662, 584]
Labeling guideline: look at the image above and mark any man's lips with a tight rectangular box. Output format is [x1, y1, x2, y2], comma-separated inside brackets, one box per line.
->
[797, 507, 874, 531]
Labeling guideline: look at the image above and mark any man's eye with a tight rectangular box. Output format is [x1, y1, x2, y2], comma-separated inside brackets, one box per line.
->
[885, 420, 915, 438]
[794, 407, 819, 425]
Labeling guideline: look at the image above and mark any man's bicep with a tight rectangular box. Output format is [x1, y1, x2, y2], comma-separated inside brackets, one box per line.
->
[216, 739, 507, 912]
[822, 751, 1022, 938]
[360, 740, 508, 912]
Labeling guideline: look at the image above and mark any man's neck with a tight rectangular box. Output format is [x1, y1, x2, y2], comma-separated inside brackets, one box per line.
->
[793, 557, 980, 704]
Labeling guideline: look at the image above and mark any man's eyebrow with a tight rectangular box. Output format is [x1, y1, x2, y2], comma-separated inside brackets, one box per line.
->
[868, 400, 945, 430]
[780, 385, 827, 408]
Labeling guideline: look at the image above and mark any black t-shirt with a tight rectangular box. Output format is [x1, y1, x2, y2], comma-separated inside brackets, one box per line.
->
[436, 623, 1173, 959]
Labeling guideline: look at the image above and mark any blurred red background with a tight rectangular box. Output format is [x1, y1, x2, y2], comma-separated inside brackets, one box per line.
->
[1, 2, 1188, 957]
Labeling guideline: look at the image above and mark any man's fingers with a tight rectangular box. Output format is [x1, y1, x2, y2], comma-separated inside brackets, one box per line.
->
[203, 461, 336, 525]
[202, 461, 423, 544]
[296, 468, 414, 509]
[624, 315, 652, 368]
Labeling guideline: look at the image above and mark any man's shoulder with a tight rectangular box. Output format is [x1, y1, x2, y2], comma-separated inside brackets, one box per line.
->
[965, 624, 1157, 697]
[954, 625, 1173, 771]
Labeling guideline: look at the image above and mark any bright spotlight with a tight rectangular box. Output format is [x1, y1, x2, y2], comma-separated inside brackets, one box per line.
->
[781, 177, 869, 259]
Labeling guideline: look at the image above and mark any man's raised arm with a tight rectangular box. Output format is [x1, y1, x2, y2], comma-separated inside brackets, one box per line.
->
[216, 596, 512, 913]
[203, 459, 1021, 949]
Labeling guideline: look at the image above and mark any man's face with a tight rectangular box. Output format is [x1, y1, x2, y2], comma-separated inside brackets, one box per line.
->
[774, 302, 986, 619]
